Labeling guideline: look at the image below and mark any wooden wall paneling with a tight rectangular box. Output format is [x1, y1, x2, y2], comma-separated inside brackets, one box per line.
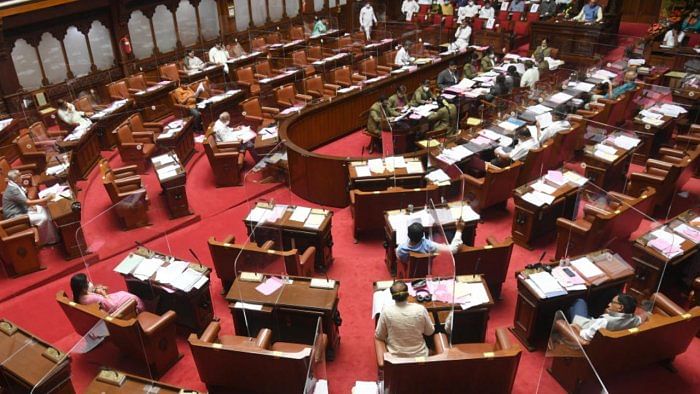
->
[621, 0, 662, 23]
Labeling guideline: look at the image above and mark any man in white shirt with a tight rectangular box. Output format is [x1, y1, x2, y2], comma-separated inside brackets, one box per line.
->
[359, 2, 378, 40]
[662, 27, 684, 48]
[569, 293, 648, 342]
[184, 50, 205, 71]
[451, 20, 472, 51]
[457, 0, 480, 23]
[574, 0, 603, 23]
[375, 281, 435, 358]
[402, 0, 420, 22]
[208, 43, 229, 73]
[520, 60, 540, 88]
[211, 112, 260, 161]
[394, 42, 412, 66]
[478, 1, 495, 19]
[57, 99, 92, 128]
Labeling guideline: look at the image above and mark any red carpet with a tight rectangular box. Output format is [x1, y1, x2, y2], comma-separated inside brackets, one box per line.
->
[1, 22, 698, 394]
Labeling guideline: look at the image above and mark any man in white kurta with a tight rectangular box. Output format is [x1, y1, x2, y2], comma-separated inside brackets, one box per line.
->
[394, 44, 412, 66]
[457, 1, 480, 23]
[451, 21, 472, 51]
[2, 170, 57, 245]
[359, 2, 378, 40]
[402, 0, 419, 22]
[57, 100, 92, 128]
[375, 281, 435, 358]
[208, 43, 229, 73]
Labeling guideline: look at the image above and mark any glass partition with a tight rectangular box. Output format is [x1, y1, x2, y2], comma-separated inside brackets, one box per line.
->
[304, 317, 328, 393]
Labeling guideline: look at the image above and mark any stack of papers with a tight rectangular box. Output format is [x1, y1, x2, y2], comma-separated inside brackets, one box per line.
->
[648, 228, 685, 258]
[255, 276, 284, 296]
[436, 145, 473, 164]
[593, 144, 618, 162]
[521, 191, 555, 207]
[572, 82, 596, 92]
[354, 165, 371, 177]
[455, 282, 490, 309]
[551, 266, 587, 291]
[527, 104, 553, 115]
[304, 212, 326, 229]
[563, 171, 588, 186]
[545, 171, 567, 187]
[289, 206, 312, 222]
[132, 257, 165, 281]
[425, 169, 451, 185]
[592, 252, 634, 279]
[531, 181, 558, 195]
[113, 254, 146, 275]
[246, 206, 273, 223]
[570, 257, 606, 283]
[406, 161, 423, 174]
[528, 272, 567, 298]
[172, 267, 206, 292]
[154, 260, 189, 286]
[612, 135, 640, 150]
[449, 204, 481, 222]
[367, 158, 385, 173]
[548, 92, 573, 105]
[672, 223, 700, 243]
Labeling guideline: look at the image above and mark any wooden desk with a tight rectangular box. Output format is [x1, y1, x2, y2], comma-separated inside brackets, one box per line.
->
[629, 208, 700, 301]
[512, 170, 584, 249]
[279, 50, 469, 207]
[156, 118, 195, 164]
[244, 203, 334, 272]
[0, 117, 20, 162]
[646, 43, 699, 70]
[269, 39, 306, 68]
[530, 17, 621, 64]
[180, 64, 226, 84]
[56, 126, 101, 181]
[0, 319, 74, 394]
[116, 247, 214, 334]
[225, 51, 264, 76]
[47, 186, 88, 260]
[631, 114, 675, 165]
[311, 52, 353, 76]
[510, 249, 633, 351]
[583, 136, 636, 191]
[259, 69, 305, 94]
[152, 152, 191, 219]
[133, 81, 176, 122]
[85, 369, 199, 393]
[226, 275, 341, 360]
[348, 156, 427, 191]
[88, 99, 133, 150]
[383, 202, 479, 274]
[196, 89, 245, 128]
[474, 29, 513, 54]
[372, 275, 494, 343]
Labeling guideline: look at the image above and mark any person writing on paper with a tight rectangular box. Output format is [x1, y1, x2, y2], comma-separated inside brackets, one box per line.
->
[480, 48, 496, 72]
[71, 273, 144, 314]
[402, 0, 420, 22]
[662, 27, 684, 48]
[428, 98, 457, 136]
[573, 0, 603, 23]
[212, 112, 260, 161]
[451, 20, 472, 51]
[396, 220, 465, 263]
[508, 0, 526, 13]
[388, 85, 410, 111]
[539, 0, 557, 19]
[359, 2, 378, 40]
[462, 53, 479, 79]
[208, 43, 229, 73]
[681, 8, 700, 33]
[491, 127, 535, 168]
[184, 50, 205, 71]
[367, 96, 399, 138]
[2, 169, 58, 245]
[411, 80, 435, 106]
[479, 1, 495, 19]
[394, 42, 413, 66]
[520, 60, 540, 88]
[57, 99, 92, 129]
[568, 293, 648, 342]
[437, 61, 460, 89]
[485, 74, 509, 101]
[457, 1, 480, 24]
[607, 70, 637, 99]
[375, 281, 435, 357]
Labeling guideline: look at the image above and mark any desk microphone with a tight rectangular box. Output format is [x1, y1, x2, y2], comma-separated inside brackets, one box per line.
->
[537, 251, 546, 264]
[189, 248, 204, 270]
[473, 257, 482, 276]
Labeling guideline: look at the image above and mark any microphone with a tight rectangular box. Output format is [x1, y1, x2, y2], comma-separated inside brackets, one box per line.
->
[189, 248, 204, 270]
[537, 251, 546, 263]
[473, 257, 482, 276]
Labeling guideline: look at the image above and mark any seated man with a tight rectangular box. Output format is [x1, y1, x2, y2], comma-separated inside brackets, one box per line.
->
[411, 80, 436, 106]
[437, 61, 460, 90]
[172, 85, 203, 133]
[539, 0, 558, 19]
[312, 17, 329, 35]
[208, 42, 229, 73]
[491, 127, 536, 168]
[478, 1, 495, 19]
[520, 60, 540, 89]
[450, 20, 472, 52]
[457, 1, 480, 24]
[388, 85, 410, 111]
[375, 281, 435, 357]
[481, 48, 496, 73]
[71, 273, 144, 314]
[212, 112, 259, 161]
[57, 99, 92, 128]
[463, 53, 479, 80]
[394, 42, 413, 66]
[428, 98, 458, 136]
[2, 169, 57, 245]
[184, 50, 205, 71]
[568, 292, 648, 341]
[508, 0, 526, 12]
[227, 40, 247, 58]
[608, 70, 637, 99]
[367, 96, 400, 139]
[574, 0, 603, 23]
[396, 221, 465, 263]
[532, 39, 552, 73]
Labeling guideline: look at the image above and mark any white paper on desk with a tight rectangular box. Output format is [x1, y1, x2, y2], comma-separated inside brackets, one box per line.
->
[304, 213, 325, 229]
[527, 104, 552, 115]
[498, 135, 514, 147]
[372, 288, 394, 318]
[458, 282, 490, 309]
[193, 276, 209, 290]
[480, 129, 502, 141]
[354, 165, 371, 177]
[594, 150, 618, 162]
[529, 271, 567, 298]
[613, 135, 640, 150]
[132, 258, 165, 280]
[289, 206, 312, 222]
[114, 254, 145, 275]
[406, 161, 423, 174]
[157, 167, 178, 180]
[595, 143, 618, 155]
[593, 69, 617, 79]
[639, 109, 663, 120]
[629, 58, 645, 66]
[246, 206, 272, 223]
[172, 268, 203, 292]
[498, 121, 519, 132]
[354, 381, 379, 394]
[456, 78, 476, 89]
[234, 302, 264, 311]
[641, 117, 664, 127]
[425, 169, 451, 184]
[451, 145, 474, 160]
[571, 257, 605, 279]
[521, 192, 547, 207]
[564, 171, 588, 186]
[651, 228, 685, 246]
[367, 158, 385, 173]
[531, 181, 557, 195]
[549, 92, 573, 104]
[536, 112, 553, 129]
[573, 82, 596, 92]
[386, 156, 407, 168]
[39, 183, 69, 199]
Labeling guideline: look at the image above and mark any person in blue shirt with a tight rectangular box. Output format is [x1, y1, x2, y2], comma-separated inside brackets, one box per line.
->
[508, 0, 526, 13]
[396, 220, 465, 262]
[312, 17, 329, 36]
[682, 8, 700, 33]
[574, 0, 602, 23]
[608, 70, 637, 99]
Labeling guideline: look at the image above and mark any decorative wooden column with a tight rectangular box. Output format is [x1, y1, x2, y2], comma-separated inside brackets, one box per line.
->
[265, 0, 272, 24]
[30, 42, 49, 86]
[192, 0, 204, 45]
[247, 0, 254, 28]
[143, 7, 160, 56]
[77, 24, 98, 73]
[56, 30, 75, 79]
[168, 2, 183, 50]
[282, 0, 288, 19]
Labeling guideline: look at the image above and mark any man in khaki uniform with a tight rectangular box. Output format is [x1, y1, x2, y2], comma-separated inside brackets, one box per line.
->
[367, 96, 399, 137]
[388, 85, 409, 111]
[411, 80, 435, 106]
[428, 99, 458, 136]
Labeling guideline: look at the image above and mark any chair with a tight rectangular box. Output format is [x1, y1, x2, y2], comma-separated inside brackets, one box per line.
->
[396, 252, 436, 279]
[0, 156, 36, 195]
[107, 80, 131, 101]
[127, 113, 163, 138]
[0, 215, 40, 277]
[189, 322, 315, 393]
[265, 32, 283, 45]
[357, 56, 392, 78]
[453, 237, 514, 299]
[549, 293, 700, 393]
[207, 235, 315, 292]
[291, 50, 316, 76]
[115, 122, 157, 173]
[14, 134, 53, 171]
[627, 154, 692, 215]
[235, 66, 261, 96]
[289, 26, 306, 41]
[56, 291, 180, 377]
[512, 20, 530, 48]
[187, 77, 223, 99]
[73, 96, 100, 114]
[239, 97, 279, 129]
[203, 134, 245, 187]
[303, 75, 340, 99]
[99, 159, 150, 230]
[306, 45, 331, 62]
[554, 187, 656, 259]
[125, 72, 156, 92]
[598, 92, 632, 128]
[382, 49, 400, 69]
[273, 83, 312, 108]
[251, 37, 267, 52]
[376, 329, 521, 393]
[28, 121, 67, 141]
[461, 161, 523, 212]
[159, 63, 185, 83]
[254, 60, 281, 78]
[516, 141, 551, 187]
[330, 66, 366, 88]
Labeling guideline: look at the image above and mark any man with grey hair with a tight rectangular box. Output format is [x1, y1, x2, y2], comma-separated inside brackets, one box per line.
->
[2, 169, 57, 245]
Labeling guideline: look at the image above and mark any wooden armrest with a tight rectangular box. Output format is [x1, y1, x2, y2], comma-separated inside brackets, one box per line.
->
[486, 236, 500, 246]
[222, 234, 235, 244]
[576, 109, 596, 117]
[114, 165, 139, 175]
[139, 310, 177, 336]
[352, 74, 367, 81]
[583, 203, 613, 217]
[1, 215, 31, 230]
[646, 159, 674, 170]
[127, 88, 141, 94]
[554, 319, 589, 346]
[238, 80, 252, 87]
[261, 106, 280, 114]
[607, 191, 635, 203]
[260, 240, 275, 250]
[461, 173, 485, 187]
[114, 176, 143, 186]
[199, 321, 220, 343]
[254, 73, 267, 79]
[255, 328, 273, 349]
[649, 293, 685, 316]
[556, 217, 591, 235]
[245, 115, 263, 122]
[306, 89, 322, 97]
[494, 327, 513, 351]
[296, 94, 313, 101]
[377, 65, 392, 73]
[142, 122, 164, 130]
[117, 188, 147, 199]
[110, 298, 138, 320]
[2, 228, 36, 242]
[325, 83, 341, 91]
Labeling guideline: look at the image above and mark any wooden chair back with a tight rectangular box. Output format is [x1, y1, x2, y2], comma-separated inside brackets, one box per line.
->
[159, 63, 180, 83]
[454, 237, 514, 298]
[107, 80, 130, 100]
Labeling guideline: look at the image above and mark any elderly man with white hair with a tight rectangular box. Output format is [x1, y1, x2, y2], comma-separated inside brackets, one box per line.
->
[2, 169, 57, 245]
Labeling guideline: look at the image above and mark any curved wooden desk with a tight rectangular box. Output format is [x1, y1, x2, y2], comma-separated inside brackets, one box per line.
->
[279, 52, 467, 207]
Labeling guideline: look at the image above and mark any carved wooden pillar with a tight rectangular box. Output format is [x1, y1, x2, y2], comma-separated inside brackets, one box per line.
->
[265, 0, 272, 24]
[77, 24, 98, 73]
[247, 0, 254, 28]
[0, 19, 22, 110]
[282, 0, 288, 19]
[56, 29, 75, 79]
[193, 0, 204, 45]
[110, 1, 131, 76]
[32, 45, 49, 86]
[143, 7, 160, 56]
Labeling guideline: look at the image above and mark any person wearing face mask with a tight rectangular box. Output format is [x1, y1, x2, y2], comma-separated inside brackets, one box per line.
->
[457, 0, 480, 24]
[574, 0, 603, 23]
[428, 98, 458, 136]
[451, 20, 472, 51]
[539, 0, 557, 19]
[359, 2, 377, 40]
[411, 80, 435, 106]
[568, 293, 648, 342]
[402, 0, 420, 22]
[478, 1, 495, 19]
[388, 85, 410, 111]
[463, 53, 479, 79]
[682, 8, 700, 33]
[481, 49, 496, 72]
